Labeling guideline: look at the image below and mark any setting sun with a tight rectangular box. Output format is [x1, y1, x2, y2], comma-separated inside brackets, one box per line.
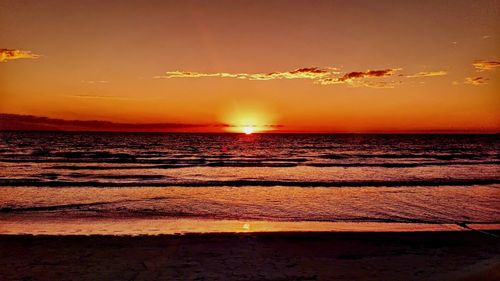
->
[243, 126, 254, 135]
[220, 102, 277, 134]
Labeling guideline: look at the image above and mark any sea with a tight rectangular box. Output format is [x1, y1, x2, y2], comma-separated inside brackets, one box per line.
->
[0, 132, 499, 235]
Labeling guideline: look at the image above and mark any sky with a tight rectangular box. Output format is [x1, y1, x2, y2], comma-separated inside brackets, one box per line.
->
[0, 0, 499, 133]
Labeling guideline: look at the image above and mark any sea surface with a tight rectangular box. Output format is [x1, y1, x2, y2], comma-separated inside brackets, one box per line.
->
[0, 132, 499, 234]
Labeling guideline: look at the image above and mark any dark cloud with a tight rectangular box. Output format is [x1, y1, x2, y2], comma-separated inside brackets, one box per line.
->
[0, 114, 211, 132]
[473, 60, 500, 71]
[289, 67, 330, 74]
[338, 69, 395, 81]
[464, 76, 488, 85]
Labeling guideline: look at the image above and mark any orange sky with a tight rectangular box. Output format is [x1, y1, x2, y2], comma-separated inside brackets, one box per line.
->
[0, 0, 499, 133]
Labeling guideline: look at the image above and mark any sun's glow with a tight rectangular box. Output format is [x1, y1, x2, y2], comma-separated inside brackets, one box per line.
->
[220, 102, 277, 134]
[243, 126, 254, 135]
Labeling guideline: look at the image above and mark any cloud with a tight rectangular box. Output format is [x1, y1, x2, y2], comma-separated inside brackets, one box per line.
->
[336, 69, 396, 81]
[156, 66, 453, 88]
[315, 69, 400, 86]
[360, 81, 400, 89]
[0, 114, 211, 132]
[81, 80, 109, 84]
[66, 94, 131, 100]
[155, 67, 336, 82]
[0, 49, 40, 62]
[473, 60, 500, 71]
[406, 71, 447, 78]
[155, 67, 407, 87]
[464, 76, 488, 85]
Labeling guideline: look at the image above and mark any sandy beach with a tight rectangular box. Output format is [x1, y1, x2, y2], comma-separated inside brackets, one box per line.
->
[0, 231, 498, 281]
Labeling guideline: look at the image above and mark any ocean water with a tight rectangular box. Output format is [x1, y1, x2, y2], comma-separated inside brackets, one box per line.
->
[0, 132, 499, 234]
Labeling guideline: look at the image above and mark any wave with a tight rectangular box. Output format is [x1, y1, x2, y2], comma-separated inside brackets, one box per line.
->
[64, 174, 166, 180]
[0, 196, 172, 213]
[1, 178, 499, 187]
[0, 202, 112, 212]
[319, 153, 495, 160]
[1, 151, 496, 165]
[49, 164, 197, 170]
[2, 160, 497, 170]
[306, 161, 500, 167]
[2, 203, 498, 225]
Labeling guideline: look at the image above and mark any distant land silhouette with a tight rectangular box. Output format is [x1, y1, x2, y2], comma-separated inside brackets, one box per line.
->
[0, 114, 209, 132]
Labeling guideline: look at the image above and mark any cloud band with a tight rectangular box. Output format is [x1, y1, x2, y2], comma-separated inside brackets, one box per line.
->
[0, 49, 40, 62]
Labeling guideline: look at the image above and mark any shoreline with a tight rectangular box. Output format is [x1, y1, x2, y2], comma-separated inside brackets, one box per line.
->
[0, 231, 498, 280]
[1, 217, 499, 235]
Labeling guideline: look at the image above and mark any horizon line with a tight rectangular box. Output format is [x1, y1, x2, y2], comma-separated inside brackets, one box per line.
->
[1, 129, 498, 135]
[0, 113, 498, 134]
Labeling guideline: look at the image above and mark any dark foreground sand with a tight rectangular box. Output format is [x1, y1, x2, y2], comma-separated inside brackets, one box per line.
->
[0, 231, 498, 281]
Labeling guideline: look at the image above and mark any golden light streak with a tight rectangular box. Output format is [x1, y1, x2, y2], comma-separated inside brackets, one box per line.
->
[464, 76, 488, 85]
[473, 60, 500, 71]
[406, 71, 447, 78]
[0, 49, 40, 62]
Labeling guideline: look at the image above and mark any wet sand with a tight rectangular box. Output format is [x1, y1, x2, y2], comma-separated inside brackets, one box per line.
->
[0, 231, 498, 281]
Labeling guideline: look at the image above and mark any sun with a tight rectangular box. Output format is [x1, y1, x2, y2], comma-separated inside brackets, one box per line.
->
[243, 126, 254, 135]
[219, 101, 277, 134]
